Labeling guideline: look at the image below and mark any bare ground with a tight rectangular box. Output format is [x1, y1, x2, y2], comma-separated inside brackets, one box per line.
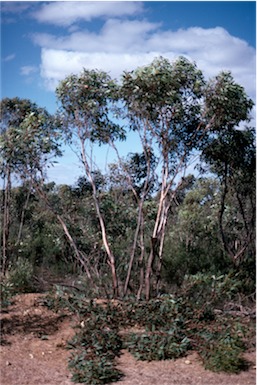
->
[0, 293, 256, 385]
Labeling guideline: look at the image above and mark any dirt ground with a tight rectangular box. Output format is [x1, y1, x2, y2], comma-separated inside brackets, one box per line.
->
[0, 293, 256, 385]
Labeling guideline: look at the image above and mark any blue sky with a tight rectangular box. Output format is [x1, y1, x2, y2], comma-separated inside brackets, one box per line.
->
[1, 1, 256, 185]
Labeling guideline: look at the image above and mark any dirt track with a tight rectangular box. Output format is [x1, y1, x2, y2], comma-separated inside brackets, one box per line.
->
[0, 294, 256, 385]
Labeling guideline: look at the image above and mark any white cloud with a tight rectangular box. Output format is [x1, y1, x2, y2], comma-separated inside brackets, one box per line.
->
[37, 22, 255, 103]
[32, 1, 144, 26]
[1, 2, 32, 14]
[32, 19, 160, 53]
[40, 48, 172, 90]
[3, 54, 16, 62]
[20, 65, 38, 76]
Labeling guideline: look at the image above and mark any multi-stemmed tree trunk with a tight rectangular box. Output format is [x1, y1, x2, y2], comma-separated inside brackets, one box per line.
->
[108, 132, 156, 298]
[78, 131, 119, 297]
[56, 69, 124, 298]
[120, 58, 254, 300]
[120, 57, 207, 299]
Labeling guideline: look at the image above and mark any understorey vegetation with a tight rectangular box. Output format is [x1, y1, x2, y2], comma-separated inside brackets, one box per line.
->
[0, 56, 255, 382]
[43, 282, 255, 383]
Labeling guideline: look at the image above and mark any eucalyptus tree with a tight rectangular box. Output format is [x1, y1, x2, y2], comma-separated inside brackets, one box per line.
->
[201, 127, 255, 265]
[0, 99, 92, 279]
[201, 71, 255, 265]
[0, 97, 62, 273]
[56, 69, 125, 297]
[120, 57, 254, 299]
[54, 58, 254, 300]
[120, 57, 208, 299]
[0, 98, 32, 273]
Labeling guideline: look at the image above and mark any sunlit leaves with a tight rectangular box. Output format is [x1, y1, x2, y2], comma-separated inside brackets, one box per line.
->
[120, 56, 206, 153]
[0, 98, 62, 179]
[204, 72, 254, 131]
[56, 69, 125, 144]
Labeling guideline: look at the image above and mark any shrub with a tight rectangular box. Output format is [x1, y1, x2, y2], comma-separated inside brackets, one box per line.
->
[42, 288, 252, 383]
[68, 352, 122, 385]
[67, 306, 123, 384]
[199, 330, 249, 373]
[0, 279, 14, 310]
[125, 332, 191, 361]
[8, 257, 35, 293]
[181, 272, 242, 308]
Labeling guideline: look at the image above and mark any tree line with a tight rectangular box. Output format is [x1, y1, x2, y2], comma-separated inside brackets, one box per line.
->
[0, 56, 255, 299]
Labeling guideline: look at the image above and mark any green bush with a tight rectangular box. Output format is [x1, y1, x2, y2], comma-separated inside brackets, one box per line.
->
[68, 352, 122, 385]
[67, 328, 123, 384]
[117, 297, 184, 330]
[42, 289, 252, 382]
[67, 323, 122, 358]
[181, 272, 242, 307]
[67, 306, 123, 385]
[200, 331, 248, 373]
[8, 257, 35, 293]
[0, 279, 14, 310]
[125, 332, 191, 361]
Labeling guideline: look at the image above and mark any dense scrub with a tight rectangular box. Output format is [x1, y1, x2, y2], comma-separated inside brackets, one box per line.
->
[0, 172, 255, 300]
[1, 57, 255, 301]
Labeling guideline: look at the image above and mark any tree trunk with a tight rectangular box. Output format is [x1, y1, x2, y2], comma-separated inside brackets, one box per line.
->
[16, 183, 31, 245]
[156, 201, 170, 294]
[144, 163, 182, 300]
[1, 168, 11, 275]
[34, 182, 93, 282]
[145, 163, 168, 300]
[110, 138, 153, 299]
[123, 199, 144, 297]
[219, 163, 233, 259]
[79, 137, 119, 298]
[145, 241, 157, 301]
[56, 214, 93, 281]
[136, 222, 145, 300]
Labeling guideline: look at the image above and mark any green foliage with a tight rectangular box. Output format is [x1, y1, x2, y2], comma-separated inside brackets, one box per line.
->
[0, 279, 14, 309]
[121, 56, 206, 161]
[204, 71, 254, 131]
[233, 256, 256, 295]
[1, 58, 255, 301]
[67, 302, 123, 384]
[163, 178, 227, 283]
[199, 327, 248, 373]
[121, 56, 204, 119]
[68, 353, 122, 385]
[120, 297, 183, 330]
[67, 324, 122, 359]
[181, 272, 242, 308]
[0, 61, 255, 383]
[0, 97, 62, 177]
[125, 332, 191, 361]
[44, 293, 124, 384]
[43, 287, 252, 383]
[8, 257, 35, 293]
[56, 68, 125, 144]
